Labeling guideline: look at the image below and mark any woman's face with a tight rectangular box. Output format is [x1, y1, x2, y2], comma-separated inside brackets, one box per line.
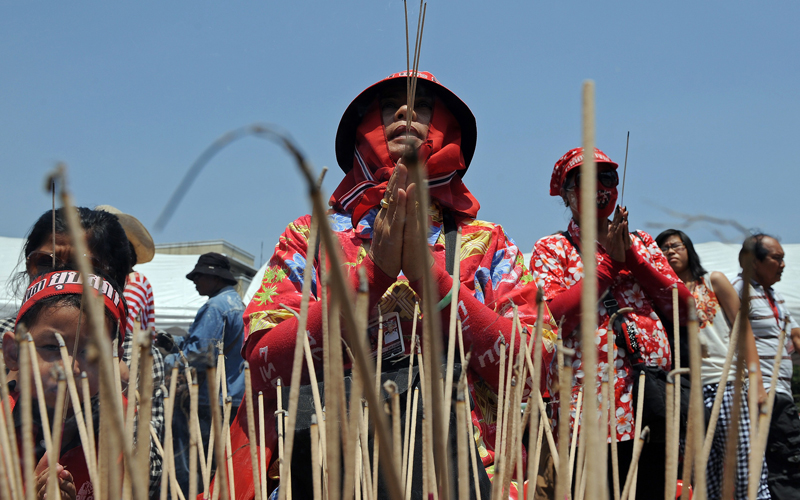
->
[3, 303, 104, 409]
[26, 232, 98, 279]
[563, 163, 619, 220]
[380, 84, 434, 162]
[660, 234, 689, 275]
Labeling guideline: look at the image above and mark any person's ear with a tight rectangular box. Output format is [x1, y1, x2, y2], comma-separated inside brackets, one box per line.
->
[3, 330, 20, 371]
[560, 188, 570, 207]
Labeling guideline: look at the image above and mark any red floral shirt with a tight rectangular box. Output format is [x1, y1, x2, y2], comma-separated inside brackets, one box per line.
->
[530, 219, 684, 443]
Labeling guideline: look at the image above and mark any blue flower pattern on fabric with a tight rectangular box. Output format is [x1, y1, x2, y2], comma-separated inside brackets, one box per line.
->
[284, 253, 317, 297]
[328, 212, 353, 232]
[473, 267, 489, 303]
[491, 249, 514, 290]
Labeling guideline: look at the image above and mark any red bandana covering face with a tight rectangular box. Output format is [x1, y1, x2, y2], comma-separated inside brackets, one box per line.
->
[330, 95, 481, 225]
[16, 270, 127, 328]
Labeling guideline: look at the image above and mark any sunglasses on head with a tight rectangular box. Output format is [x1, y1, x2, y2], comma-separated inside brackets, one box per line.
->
[26, 250, 104, 275]
[565, 170, 619, 190]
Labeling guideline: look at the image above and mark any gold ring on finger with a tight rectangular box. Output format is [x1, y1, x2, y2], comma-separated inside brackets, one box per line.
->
[380, 198, 390, 209]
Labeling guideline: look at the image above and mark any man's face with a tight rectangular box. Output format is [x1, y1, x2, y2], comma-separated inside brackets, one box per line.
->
[380, 84, 434, 162]
[193, 274, 220, 297]
[753, 236, 785, 288]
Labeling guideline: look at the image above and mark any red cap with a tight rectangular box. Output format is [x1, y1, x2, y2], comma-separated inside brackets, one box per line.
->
[335, 71, 477, 175]
[549, 147, 618, 196]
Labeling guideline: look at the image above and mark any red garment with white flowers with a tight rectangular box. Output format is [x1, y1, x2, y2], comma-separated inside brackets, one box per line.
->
[530, 219, 688, 443]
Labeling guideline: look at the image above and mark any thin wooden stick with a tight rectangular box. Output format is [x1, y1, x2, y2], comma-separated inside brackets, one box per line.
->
[555, 340, 573, 500]
[342, 339, 363, 500]
[258, 391, 267, 500]
[664, 368, 688, 500]
[371, 306, 384, 500]
[0, 381, 20, 500]
[222, 398, 235, 500]
[49, 165, 137, 500]
[311, 414, 322, 500]
[628, 371, 645, 500]
[359, 402, 373, 500]
[579, 80, 602, 498]
[80, 372, 97, 479]
[385, 381, 402, 482]
[442, 227, 463, 440]
[0, 348, 23, 500]
[242, 363, 262, 500]
[620, 427, 650, 500]
[48, 369, 67, 500]
[26, 334, 55, 471]
[188, 378, 200, 500]
[568, 387, 584, 487]
[122, 328, 142, 500]
[455, 389, 469, 500]
[421, 412, 429, 499]
[159, 385, 173, 500]
[404, 388, 420, 500]
[490, 339, 508, 500]
[670, 284, 682, 500]
[326, 294, 345, 500]
[605, 308, 631, 500]
[16, 331, 36, 500]
[401, 301, 420, 487]
[135, 332, 155, 495]
[751, 322, 787, 498]
[573, 423, 587, 500]
[268, 388, 276, 498]
[687, 300, 707, 500]
[53, 334, 99, 488]
[205, 368, 228, 500]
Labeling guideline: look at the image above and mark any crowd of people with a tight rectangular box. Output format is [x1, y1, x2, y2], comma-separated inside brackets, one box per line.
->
[3, 69, 800, 500]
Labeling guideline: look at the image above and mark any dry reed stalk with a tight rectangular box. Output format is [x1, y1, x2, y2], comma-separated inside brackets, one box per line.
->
[275, 381, 286, 498]
[750, 323, 787, 498]
[555, 341, 574, 500]
[50, 166, 137, 500]
[664, 368, 688, 500]
[404, 389, 420, 500]
[686, 300, 707, 500]
[16, 331, 36, 500]
[490, 339, 508, 500]
[371, 307, 384, 500]
[310, 415, 322, 500]
[53, 334, 98, 486]
[404, 142, 449, 500]
[401, 301, 420, 486]
[620, 427, 650, 500]
[205, 368, 229, 500]
[242, 364, 262, 500]
[579, 81, 603, 499]
[359, 403, 374, 500]
[442, 228, 463, 441]
[568, 387, 584, 487]
[278, 211, 321, 500]
[385, 381, 402, 482]
[605, 308, 631, 500]
[455, 390, 469, 500]
[189, 379, 200, 500]
[699, 315, 740, 465]
[135, 332, 155, 494]
[47, 370, 67, 500]
[0, 350, 23, 500]
[122, 328, 142, 500]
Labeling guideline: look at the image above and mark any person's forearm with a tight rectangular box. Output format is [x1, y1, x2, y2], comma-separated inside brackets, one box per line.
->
[624, 247, 691, 323]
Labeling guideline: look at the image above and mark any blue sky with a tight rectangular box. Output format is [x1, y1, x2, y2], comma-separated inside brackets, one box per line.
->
[1, 1, 798, 265]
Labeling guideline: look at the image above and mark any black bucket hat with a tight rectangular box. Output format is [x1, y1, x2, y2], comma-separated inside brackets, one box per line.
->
[186, 252, 237, 285]
[334, 70, 477, 175]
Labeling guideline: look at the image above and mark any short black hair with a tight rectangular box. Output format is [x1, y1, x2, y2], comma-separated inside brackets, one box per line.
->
[655, 229, 707, 280]
[739, 233, 778, 268]
[23, 207, 133, 288]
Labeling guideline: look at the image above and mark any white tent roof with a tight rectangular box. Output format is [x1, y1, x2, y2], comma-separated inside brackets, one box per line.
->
[4, 236, 798, 330]
[245, 242, 800, 323]
[1, 236, 205, 330]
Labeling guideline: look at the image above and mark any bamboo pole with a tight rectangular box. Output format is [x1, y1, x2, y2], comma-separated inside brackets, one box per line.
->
[579, 80, 603, 499]
[619, 427, 650, 500]
[242, 363, 262, 500]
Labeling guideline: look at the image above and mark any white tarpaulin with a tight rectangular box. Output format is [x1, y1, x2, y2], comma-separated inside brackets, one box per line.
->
[1, 236, 205, 330]
[245, 241, 800, 322]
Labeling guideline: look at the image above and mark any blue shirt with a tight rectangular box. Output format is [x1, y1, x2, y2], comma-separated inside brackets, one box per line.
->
[166, 286, 246, 406]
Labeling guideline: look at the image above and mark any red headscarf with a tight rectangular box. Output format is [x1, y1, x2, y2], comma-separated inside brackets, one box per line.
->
[330, 95, 480, 226]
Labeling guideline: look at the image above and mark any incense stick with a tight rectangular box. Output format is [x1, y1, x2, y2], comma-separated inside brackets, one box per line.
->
[664, 368, 688, 500]
[48, 369, 67, 500]
[135, 332, 155, 495]
[0, 349, 23, 500]
[555, 341, 574, 500]
[358, 402, 373, 500]
[275, 381, 285, 498]
[442, 228, 463, 441]
[371, 306, 384, 500]
[404, 388, 420, 500]
[188, 378, 200, 500]
[455, 389, 469, 500]
[311, 414, 322, 500]
[619, 132, 630, 207]
[687, 300, 707, 500]
[568, 388, 583, 487]
[620, 427, 650, 500]
[401, 301, 419, 487]
[206, 368, 229, 500]
[258, 391, 267, 500]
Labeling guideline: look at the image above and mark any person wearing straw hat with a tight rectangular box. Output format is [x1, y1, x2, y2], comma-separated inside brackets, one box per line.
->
[530, 147, 692, 498]
[231, 71, 557, 499]
[94, 204, 166, 498]
[167, 252, 246, 497]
